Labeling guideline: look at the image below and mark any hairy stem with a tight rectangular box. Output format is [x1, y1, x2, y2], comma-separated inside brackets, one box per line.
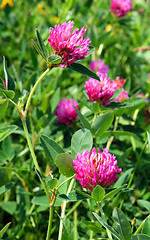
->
[25, 68, 50, 117]
[46, 205, 54, 240]
[58, 179, 75, 240]
[21, 119, 51, 204]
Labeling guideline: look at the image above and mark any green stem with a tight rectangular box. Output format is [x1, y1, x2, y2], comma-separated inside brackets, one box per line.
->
[25, 68, 50, 117]
[22, 120, 40, 171]
[93, 137, 98, 151]
[58, 179, 75, 240]
[21, 119, 51, 204]
[98, 203, 113, 240]
[57, 175, 75, 190]
[74, 209, 78, 240]
[46, 206, 54, 240]
[106, 116, 119, 150]
[66, 200, 82, 217]
[8, 98, 18, 108]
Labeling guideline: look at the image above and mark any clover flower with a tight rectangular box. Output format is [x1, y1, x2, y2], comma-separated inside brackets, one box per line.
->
[114, 89, 129, 102]
[113, 76, 129, 102]
[110, 0, 132, 18]
[48, 21, 91, 68]
[55, 99, 80, 125]
[114, 76, 126, 89]
[89, 59, 109, 73]
[73, 148, 122, 190]
[84, 73, 117, 105]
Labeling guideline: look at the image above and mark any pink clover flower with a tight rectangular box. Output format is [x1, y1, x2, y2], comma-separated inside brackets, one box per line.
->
[73, 148, 122, 190]
[48, 21, 91, 68]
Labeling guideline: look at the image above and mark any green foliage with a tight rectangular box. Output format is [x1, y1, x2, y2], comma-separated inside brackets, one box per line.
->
[40, 134, 64, 163]
[71, 128, 93, 159]
[0, 125, 17, 142]
[55, 153, 75, 177]
[0, 182, 14, 196]
[67, 62, 100, 80]
[92, 186, 105, 202]
[0, 222, 11, 239]
[3, 56, 15, 92]
[94, 208, 150, 240]
[0, 0, 150, 239]
[92, 112, 114, 136]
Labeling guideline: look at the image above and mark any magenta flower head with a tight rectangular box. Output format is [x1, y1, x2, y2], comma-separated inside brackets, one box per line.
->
[110, 0, 132, 18]
[48, 21, 91, 68]
[73, 148, 122, 190]
[112, 76, 129, 102]
[84, 73, 117, 105]
[89, 59, 109, 73]
[55, 99, 80, 125]
[114, 76, 126, 89]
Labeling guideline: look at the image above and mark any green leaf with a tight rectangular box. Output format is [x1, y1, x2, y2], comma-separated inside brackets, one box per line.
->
[55, 153, 75, 177]
[92, 186, 105, 202]
[73, 188, 93, 200]
[57, 175, 68, 195]
[124, 78, 131, 92]
[0, 201, 17, 215]
[92, 112, 114, 136]
[3, 56, 15, 92]
[103, 185, 128, 200]
[46, 178, 58, 190]
[83, 221, 104, 233]
[0, 125, 17, 142]
[132, 234, 150, 240]
[0, 182, 14, 196]
[142, 216, 150, 235]
[67, 62, 100, 80]
[110, 88, 123, 101]
[74, 107, 93, 132]
[0, 222, 11, 239]
[0, 83, 5, 90]
[32, 194, 49, 206]
[0, 88, 15, 99]
[31, 192, 64, 207]
[36, 28, 48, 59]
[93, 212, 120, 240]
[0, 101, 8, 121]
[112, 208, 132, 240]
[47, 55, 62, 64]
[67, 190, 89, 201]
[71, 128, 93, 159]
[91, 102, 100, 114]
[114, 168, 134, 188]
[31, 39, 47, 60]
[0, 150, 7, 165]
[40, 135, 64, 163]
[62, 217, 78, 240]
[100, 131, 136, 138]
[0, 98, 6, 104]
[137, 200, 150, 212]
